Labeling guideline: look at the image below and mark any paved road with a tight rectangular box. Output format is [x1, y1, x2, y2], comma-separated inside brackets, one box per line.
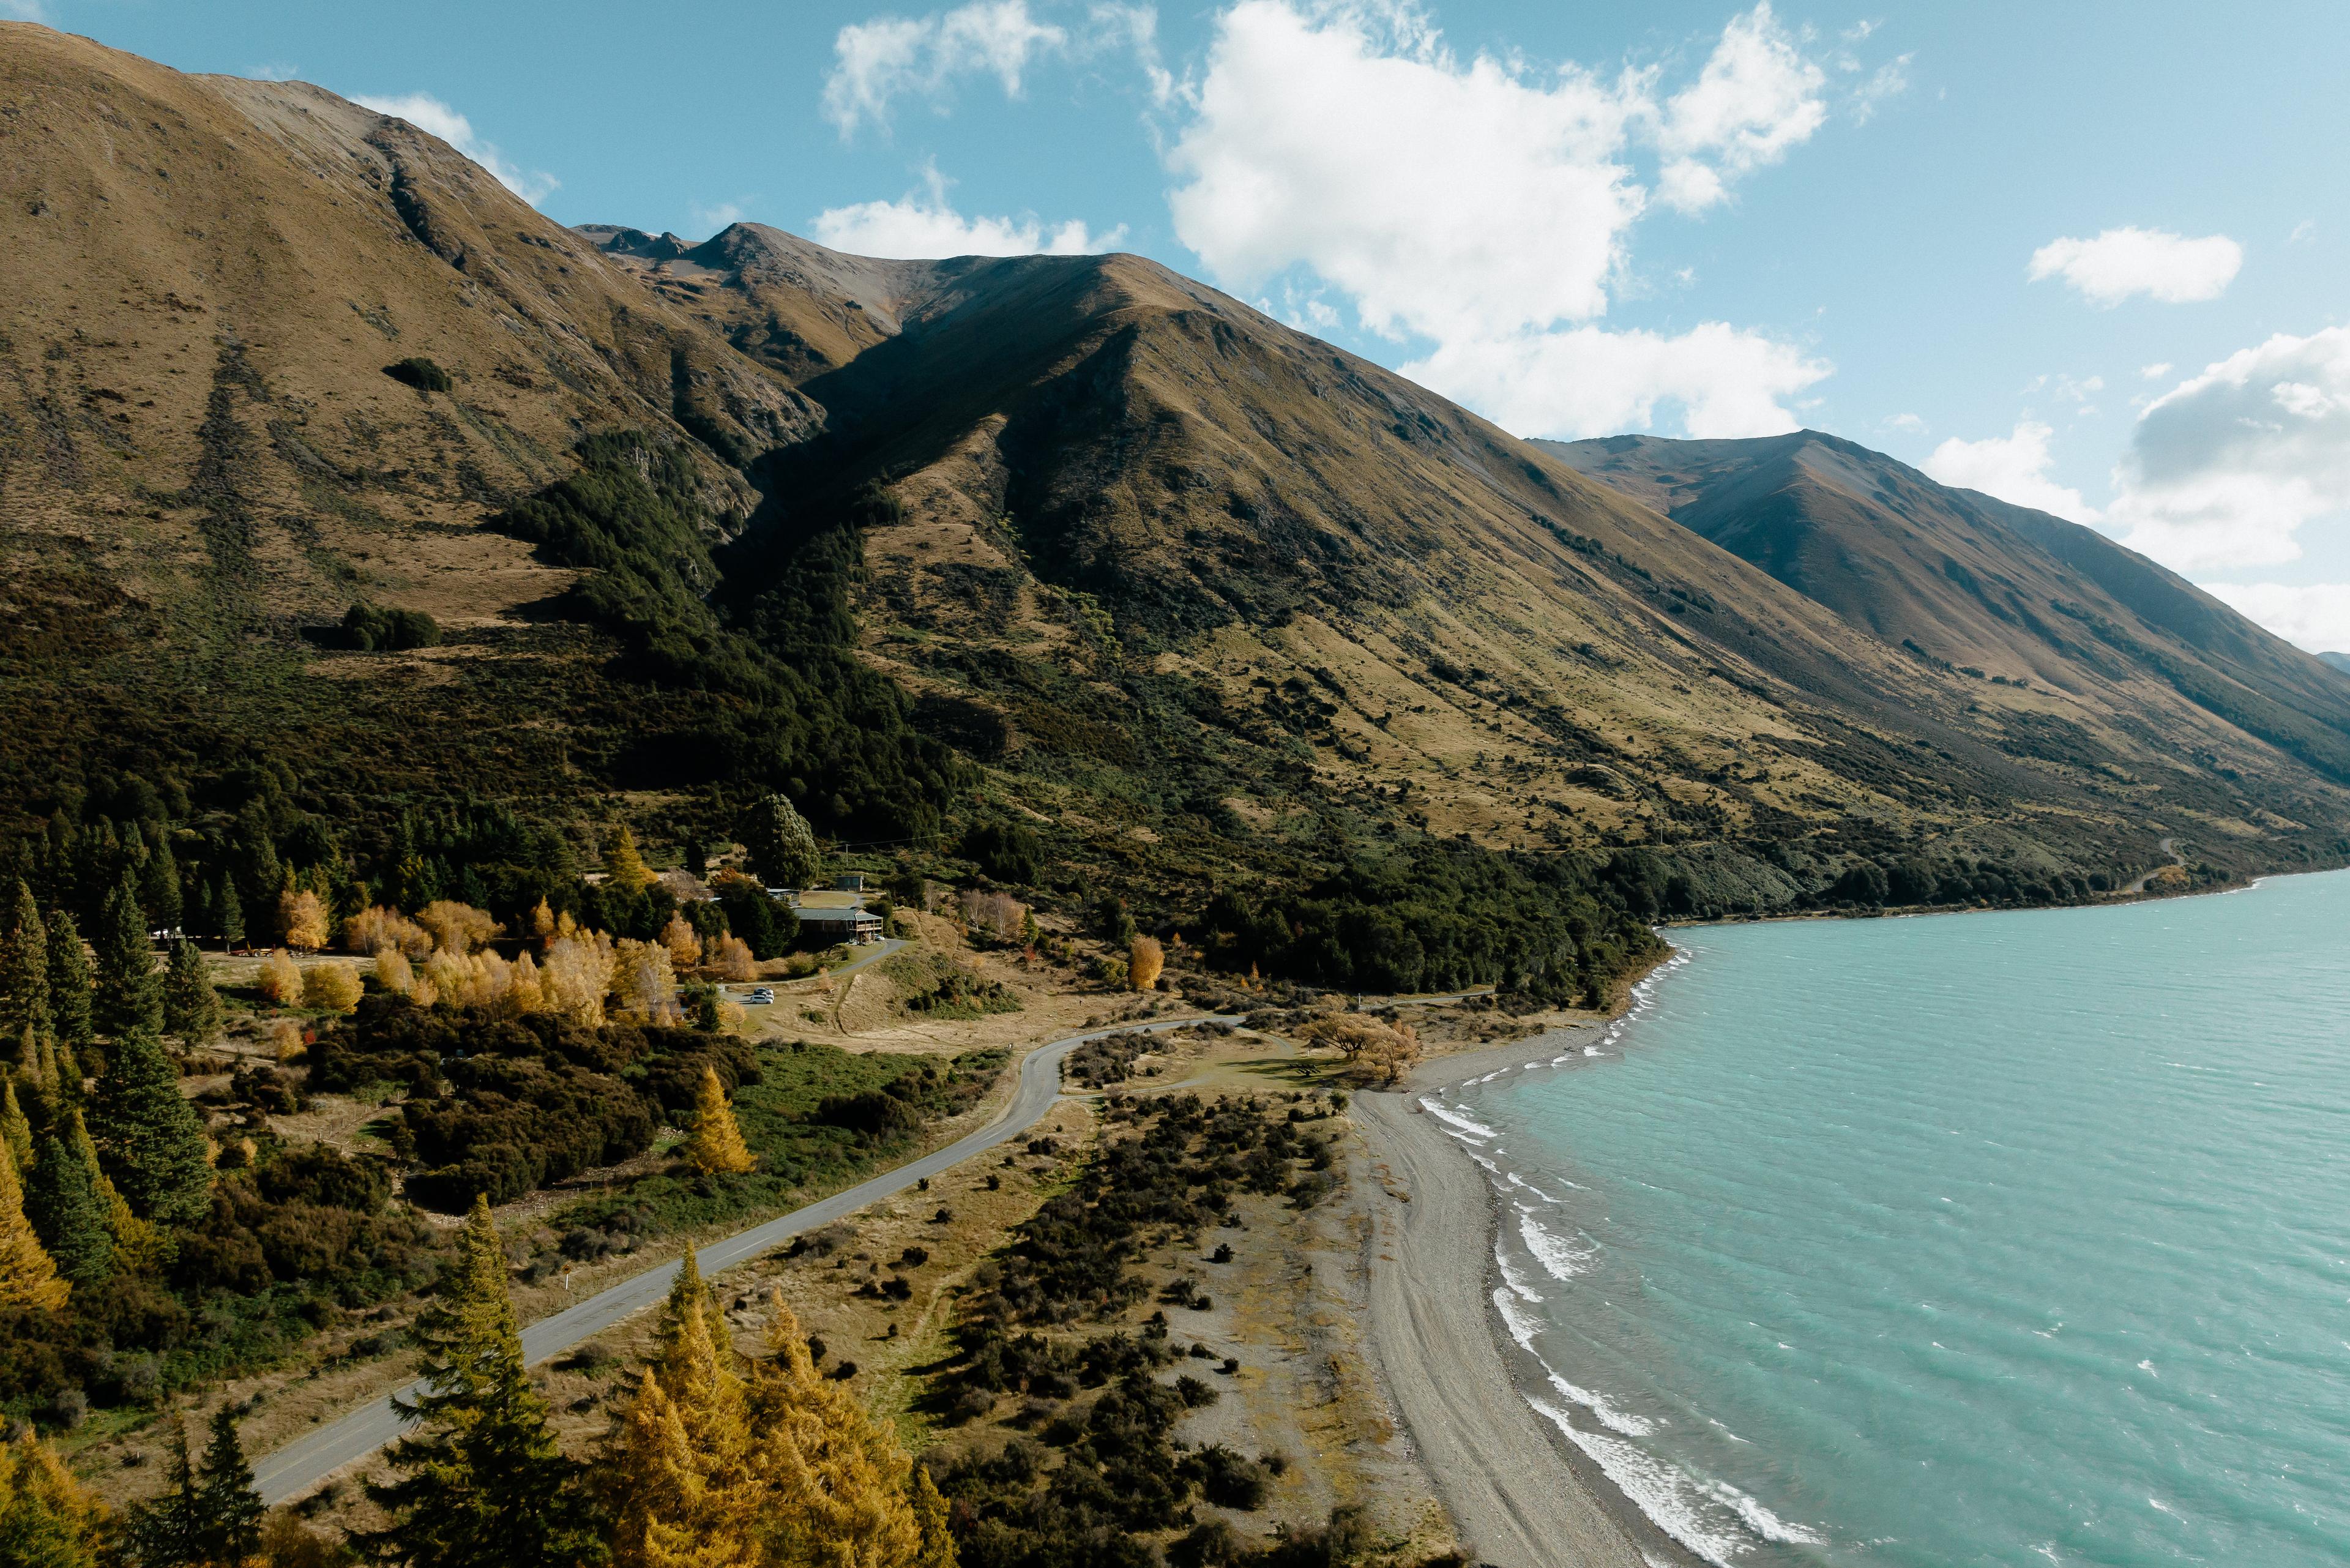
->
[250, 1010, 1234, 1506]
[2121, 836, 2183, 895]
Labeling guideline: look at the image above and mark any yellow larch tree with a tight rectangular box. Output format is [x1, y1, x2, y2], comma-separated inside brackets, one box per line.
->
[741, 1296, 925, 1568]
[605, 827, 655, 894]
[0, 1134, 67, 1310]
[1128, 935, 1165, 992]
[0, 1428, 113, 1567]
[278, 889, 330, 952]
[682, 1067, 755, 1176]
[605, 1251, 758, 1568]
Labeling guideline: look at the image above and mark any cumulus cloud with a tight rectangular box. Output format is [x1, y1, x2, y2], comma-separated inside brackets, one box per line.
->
[2027, 226, 2243, 307]
[1652, 2, 1827, 212]
[356, 92, 558, 204]
[2198, 583, 2350, 654]
[812, 170, 1124, 258]
[1165, 1, 1838, 438]
[1924, 422, 2099, 520]
[2103, 327, 2350, 571]
[824, 0, 1068, 135]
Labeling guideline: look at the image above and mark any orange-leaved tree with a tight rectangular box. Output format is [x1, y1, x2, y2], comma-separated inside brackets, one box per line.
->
[682, 1066, 755, 1176]
[1128, 936, 1165, 992]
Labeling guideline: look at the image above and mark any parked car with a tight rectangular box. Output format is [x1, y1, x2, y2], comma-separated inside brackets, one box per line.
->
[746, 987, 775, 1006]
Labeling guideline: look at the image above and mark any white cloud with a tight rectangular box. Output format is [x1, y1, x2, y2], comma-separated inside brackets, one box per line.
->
[2198, 583, 2350, 654]
[355, 92, 558, 204]
[0, 0, 48, 20]
[812, 170, 1124, 258]
[1164, 1, 1838, 438]
[2140, 362, 2172, 380]
[245, 61, 300, 82]
[824, 1, 1068, 135]
[1653, 2, 1827, 213]
[1410, 322, 1829, 440]
[1092, 2, 1175, 106]
[2103, 327, 2350, 571]
[693, 201, 748, 233]
[1884, 412, 1927, 434]
[1924, 421, 2098, 520]
[1846, 52, 1911, 125]
[2027, 226, 2242, 307]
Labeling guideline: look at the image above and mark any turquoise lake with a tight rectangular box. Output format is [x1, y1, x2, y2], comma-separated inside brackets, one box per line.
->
[1431, 869, 2350, 1566]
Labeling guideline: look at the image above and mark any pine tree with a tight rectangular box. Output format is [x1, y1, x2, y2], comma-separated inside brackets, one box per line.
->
[215, 876, 245, 955]
[602, 827, 654, 895]
[737, 795, 822, 890]
[24, 1123, 111, 1289]
[0, 1077, 30, 1176]
[741, 1296, 923, 1567]
[160, 941, 222, 1047]
[604, 1251, 755, 1568]
[911, 1465, 960, 1568]
[69, 1109, 166, 1276]
[127, 1418, 205, 1568]
[0, 1428, 112, 1568]
[0, 1136, 67, 1310]
[681, 1067, 755, 1176]
[140, 838, 183, 937]
[90, 1030, 213, 1225]
[46, 909, 94, 1049]
[364, 1195, 597, 1568]
[193, 1406, 264, 1564]
[92, 873, 162, 1039]
[0, 882, 51, 1045]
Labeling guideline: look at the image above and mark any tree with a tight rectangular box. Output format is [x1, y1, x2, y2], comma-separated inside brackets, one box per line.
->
[126, 1419, 204, 1568]
[681, 1067, 754, 1176]
[0, 1430, 112, 1568]
[658, 914, 701, 971]
[602, 828, 654, 895]
[257, 949, 304, 1007]
[280, 889, 330, 952]
[24, 1123, 111, 1290]
[911, 1466, 959, 1568]
[45, 909, 92, 1049]
[0, 1136, 66, 1310]
[416, 902, 497, 957]
[1128, 936, 1165, 992]
[93, 873, 162, 1039]
[214, 876, 245, 955]
[90, 1030, 213, 1225]
[1, 1077, 30, 1176]
[363, 1195, 597, 1568]
[65, 1107, 165, 1276]
[160, 941, 221, 1047]
[0, 882, 51, 1045]
[139, 838, 183, 937]
[740, 1296, 923, 1567]
[603, 1251, 752, 1568]
[738, 795, 821, 890]
[194, 1408, 264, 1564]
[304, 961, 364, 1013]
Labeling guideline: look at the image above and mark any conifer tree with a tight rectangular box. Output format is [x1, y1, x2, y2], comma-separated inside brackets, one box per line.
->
[741, 1296, 923, 1567]
[0, 882, 51, 1044]
[214, 876, 245, 955]
[161, 941, 222, 1047]
[0, 1136, 67, 1310]
[127, 1418, 204, 1568]
[1, 1077, 31, 1176]
[93, 873, 162, 1039]
[364, 1195, 596, 1568]
[602, 827, 655, 895]
[682, 1067, 755, 1176]
[25, 1123, 111, 1288]
[911, 1465, 959, 1568]
[90, 1030, 213, 1225]
[605, 1251, 753, 1568]
[0, 1428, 112, 1567]
[69, 1108, 166, 1276]
[738, 795, 822, 890]
[194, 1406, 264, 1564]
[45, 909, 94, 1048]
[140, 838, 183, 937]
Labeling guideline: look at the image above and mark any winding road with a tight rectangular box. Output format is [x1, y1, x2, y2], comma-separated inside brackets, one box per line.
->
[2121, 836, 2184, 895]
[250, 1010, 1234, 1506]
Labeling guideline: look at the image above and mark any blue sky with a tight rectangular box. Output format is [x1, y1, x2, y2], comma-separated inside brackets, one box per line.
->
[21, 0, 2350, 649]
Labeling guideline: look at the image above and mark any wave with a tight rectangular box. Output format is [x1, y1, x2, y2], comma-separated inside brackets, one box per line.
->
[1545, 1370, 1654, 1437]
[1494, 1286, 1544, 1348]
[1527, 1398, 1748, 1567]
[1519, 1209, 1598, 1280]
[1419, 1098, 1498, 1139]
[1495, 1239, 1545, 1304]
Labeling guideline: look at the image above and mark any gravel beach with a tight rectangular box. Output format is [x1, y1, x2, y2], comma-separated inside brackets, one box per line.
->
[1356, 1032, 1705, 1568]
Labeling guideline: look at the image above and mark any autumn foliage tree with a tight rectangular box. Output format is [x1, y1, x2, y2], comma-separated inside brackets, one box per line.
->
[0, 1430, 112, 1567]
[258, 949, 304, 1007]
[279, 889, 330, 952]
[0, 1135, 66, 1310]
[1128, 936, 1165, 992]
[681, 1066, 754, 1176]
[304, 961, 364, 1014]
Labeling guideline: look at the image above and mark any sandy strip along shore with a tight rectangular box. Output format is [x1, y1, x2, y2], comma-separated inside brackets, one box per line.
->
[1356, 1032, 1704, 1568]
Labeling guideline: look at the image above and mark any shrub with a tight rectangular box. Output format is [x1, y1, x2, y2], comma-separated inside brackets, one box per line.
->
[382, 357, 452, 392]
[341, 602, 442, 650]
[257, 949, 304, 1007]
[1128, 936, 1165, 992]
[303, 961, 363, 1014]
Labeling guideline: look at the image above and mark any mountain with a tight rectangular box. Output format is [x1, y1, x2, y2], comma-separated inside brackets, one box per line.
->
[2, 23, 2344, 932]
[2321, 652, 2350, 675]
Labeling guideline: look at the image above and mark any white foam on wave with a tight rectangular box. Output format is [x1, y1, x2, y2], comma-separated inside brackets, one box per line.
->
[1494, 1286, 1545, 1348]
[1504, 1171, 1559, 1204]
[1701, 1477, 1825, 1545]
[1544, 1370, 1654, 1436]
[1520, 1209, 1599, 1280]
[1494, 1239, 1545, 1304]
[1419, 1099, 1498, 1140]
[1526, 1398, 1746, 1567]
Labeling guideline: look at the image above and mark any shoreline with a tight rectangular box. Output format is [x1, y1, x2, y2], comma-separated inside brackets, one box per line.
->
[1354, 1023, 1707, 1568]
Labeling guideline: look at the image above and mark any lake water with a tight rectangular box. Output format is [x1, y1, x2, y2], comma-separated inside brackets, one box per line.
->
[1428, 870, 2350, 1567]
